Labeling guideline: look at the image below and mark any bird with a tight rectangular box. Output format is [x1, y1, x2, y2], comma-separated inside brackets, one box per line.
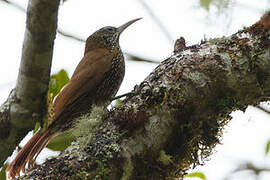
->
[6, 18, 141, 179]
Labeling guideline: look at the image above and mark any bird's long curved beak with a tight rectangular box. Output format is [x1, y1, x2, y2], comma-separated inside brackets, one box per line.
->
[117, 18, 142, 34]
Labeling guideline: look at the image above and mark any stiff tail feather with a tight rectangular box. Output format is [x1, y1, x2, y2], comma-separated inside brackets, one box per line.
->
[6, 130, 56, 179]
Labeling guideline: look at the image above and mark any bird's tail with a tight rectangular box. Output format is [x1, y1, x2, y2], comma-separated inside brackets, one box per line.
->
[6, 129, 57, 179]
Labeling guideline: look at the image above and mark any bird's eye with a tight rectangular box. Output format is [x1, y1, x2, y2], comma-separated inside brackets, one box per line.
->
[107, 27, 114, 31]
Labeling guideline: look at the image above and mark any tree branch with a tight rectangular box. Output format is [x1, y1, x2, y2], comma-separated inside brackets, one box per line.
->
[22, 12, 270, 180]
[224, 162, 270, 180]
[0, 0, 60, 166]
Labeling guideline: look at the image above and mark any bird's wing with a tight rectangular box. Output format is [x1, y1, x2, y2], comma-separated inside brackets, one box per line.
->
[52, 48, 115, 119]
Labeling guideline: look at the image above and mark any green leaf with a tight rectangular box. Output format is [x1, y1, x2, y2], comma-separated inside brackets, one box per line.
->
[266, 140, 270, 155]
[185, 172, 207, 180]
[0, 163, 8, 180]
[33, 122, 40, 133]
[46, 131, 75, 151]
[200, 0, 230, 12]
[49, 69, 70, 99]
[200, 0, 212, 11]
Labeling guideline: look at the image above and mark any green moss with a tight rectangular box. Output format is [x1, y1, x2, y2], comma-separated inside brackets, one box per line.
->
[71, 106, 107, 148]
[216, 92, 234, 110]
[70, 168, 91, 180]
[69, 160, 110, 180]
[157, 150, 173, 166]
[207, 37, 221, 45]
[113, 98, 123, 108]
[94, 160, 111, 179]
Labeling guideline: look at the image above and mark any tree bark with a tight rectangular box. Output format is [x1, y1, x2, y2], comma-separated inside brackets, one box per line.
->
[21, 13, 270, 180]
[0, 0, 60, 166]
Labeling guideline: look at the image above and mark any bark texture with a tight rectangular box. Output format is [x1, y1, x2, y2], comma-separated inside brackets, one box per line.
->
[21, 13, 270, 180]
[0, 0, 60, 166]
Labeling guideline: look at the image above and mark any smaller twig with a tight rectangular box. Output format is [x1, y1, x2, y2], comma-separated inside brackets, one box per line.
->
[0, 0, 26, 12]
[233, 162, 270, 175]
[137, 0, 174, 44]
[253, 105, 270, 115]
[224, 162, 270, 180]
[124, 53, 159, 64]
[57, 29, 85, 42]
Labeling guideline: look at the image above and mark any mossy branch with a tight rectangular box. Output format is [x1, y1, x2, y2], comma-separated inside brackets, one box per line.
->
[20, 12, 270, 180]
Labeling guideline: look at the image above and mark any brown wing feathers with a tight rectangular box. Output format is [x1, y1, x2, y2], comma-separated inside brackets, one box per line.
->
[53, 48, 113, 119]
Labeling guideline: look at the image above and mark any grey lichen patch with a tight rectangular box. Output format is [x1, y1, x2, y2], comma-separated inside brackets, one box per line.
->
[84, 120, 121, 161]
[182, 71, 208, 88]
[71, 106, 106, 148]
[63, 141, 88, 162]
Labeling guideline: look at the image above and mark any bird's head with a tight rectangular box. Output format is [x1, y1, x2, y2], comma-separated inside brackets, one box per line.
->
[85, 18, 142, 53]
